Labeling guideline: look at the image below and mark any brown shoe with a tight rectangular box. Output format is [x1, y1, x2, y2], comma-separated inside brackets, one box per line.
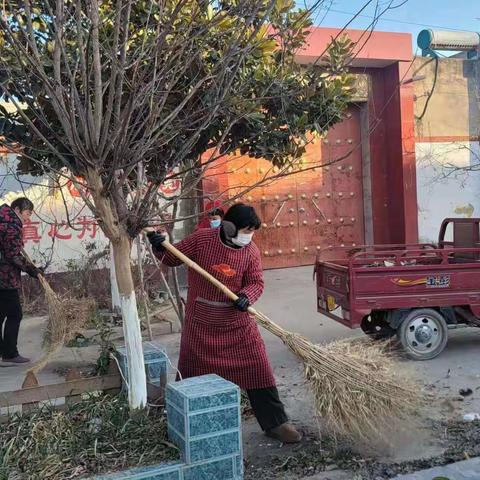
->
[266, 423, 303, 443]
[2, 355, 31, 364]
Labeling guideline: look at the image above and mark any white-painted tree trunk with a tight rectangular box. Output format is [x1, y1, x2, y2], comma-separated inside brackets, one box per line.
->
[120, 291, 147, 410]
[109, 244, 121, 314]
[112, 236, 147, 410]
[85, 169, 147, 411]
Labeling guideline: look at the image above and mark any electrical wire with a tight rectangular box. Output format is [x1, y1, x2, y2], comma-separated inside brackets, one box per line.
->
[322, 7, 471, 32]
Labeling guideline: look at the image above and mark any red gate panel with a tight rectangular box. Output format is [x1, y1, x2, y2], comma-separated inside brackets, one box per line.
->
[202, 106, 365, 269]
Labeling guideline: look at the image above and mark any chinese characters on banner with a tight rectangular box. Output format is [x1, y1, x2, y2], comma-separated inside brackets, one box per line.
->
[23, 219, 42, 244]
[66, 177, 90, 198]
[23, 216, 99, 244]
[24, 170, 180, 247]
[66, 172, 181, 199]
[159, 175, 181, 197]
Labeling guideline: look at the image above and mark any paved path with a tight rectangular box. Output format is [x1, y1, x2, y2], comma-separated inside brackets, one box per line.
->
[300, 459, 480, 480]
[392, 457, 480, 479]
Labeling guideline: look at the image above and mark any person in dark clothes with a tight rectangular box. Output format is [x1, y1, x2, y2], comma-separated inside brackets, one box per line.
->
[148, 203, 302, 443]
[0, 197, 43, 364]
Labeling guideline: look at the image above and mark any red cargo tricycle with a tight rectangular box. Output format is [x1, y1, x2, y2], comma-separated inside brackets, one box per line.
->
[315, 218, 480, 360]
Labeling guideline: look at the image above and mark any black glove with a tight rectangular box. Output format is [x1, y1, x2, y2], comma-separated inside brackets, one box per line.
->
[26, 265, 44, 279]
[233, 294, 250, 312]
[147, 231, 166, 252]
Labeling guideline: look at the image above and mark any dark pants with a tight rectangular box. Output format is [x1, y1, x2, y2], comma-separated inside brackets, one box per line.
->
[247, 387, 288, 431]
[0, 289, 23, 359]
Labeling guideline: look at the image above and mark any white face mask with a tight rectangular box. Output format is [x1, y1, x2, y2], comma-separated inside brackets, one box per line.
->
[210, 219, 221, 228]
[232, 232, 254, 247]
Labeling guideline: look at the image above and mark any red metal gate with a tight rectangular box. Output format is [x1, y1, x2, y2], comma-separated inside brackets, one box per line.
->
[202, 106, 365, 269]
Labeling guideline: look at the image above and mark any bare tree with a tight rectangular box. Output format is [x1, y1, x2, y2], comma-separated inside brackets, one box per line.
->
[0, 0, 354, 410]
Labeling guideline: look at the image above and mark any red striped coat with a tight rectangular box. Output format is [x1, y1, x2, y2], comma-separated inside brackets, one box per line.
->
[158, 228, 275, 390]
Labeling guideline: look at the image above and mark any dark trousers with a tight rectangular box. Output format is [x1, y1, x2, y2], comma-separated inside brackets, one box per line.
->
[247, 387, 288, 431]
[0, 289, 23, 359]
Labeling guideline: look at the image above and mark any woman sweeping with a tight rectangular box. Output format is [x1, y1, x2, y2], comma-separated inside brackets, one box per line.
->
[148, 203, 302, 443]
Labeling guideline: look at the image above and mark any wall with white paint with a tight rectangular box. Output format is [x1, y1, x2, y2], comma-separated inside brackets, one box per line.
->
[414, 56, 480, 244]
[416, 141, 480, 243]
[0, 154, 110, 272]
[0, 155, 183, 273]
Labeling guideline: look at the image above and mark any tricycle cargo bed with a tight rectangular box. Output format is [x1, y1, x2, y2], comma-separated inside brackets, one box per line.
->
[315, 244, 480, 328]
[316, 262, 350, 326]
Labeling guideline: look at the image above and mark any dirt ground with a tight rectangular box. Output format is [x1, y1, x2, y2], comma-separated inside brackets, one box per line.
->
[2, 266, 480, 479]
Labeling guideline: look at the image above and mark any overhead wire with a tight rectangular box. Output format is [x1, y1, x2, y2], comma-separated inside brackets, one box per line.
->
[320, 7, 471, 32]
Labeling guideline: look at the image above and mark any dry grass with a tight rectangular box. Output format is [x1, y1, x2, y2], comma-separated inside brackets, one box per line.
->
[29, 276, 96, 374]
[254, 311, 426, 444]
[0, 393, 178, 480]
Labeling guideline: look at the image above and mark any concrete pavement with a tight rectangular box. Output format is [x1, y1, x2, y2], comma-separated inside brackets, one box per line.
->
[393, 457, 480, 479]
[299, 459, 480, 479]
[248, 267, 480, 473]
[300, 459, 480, 480]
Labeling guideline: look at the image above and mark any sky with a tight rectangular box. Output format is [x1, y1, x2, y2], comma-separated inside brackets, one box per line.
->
[303, 0, 480, 53]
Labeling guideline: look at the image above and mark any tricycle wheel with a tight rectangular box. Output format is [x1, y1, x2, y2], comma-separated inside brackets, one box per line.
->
[397, 308, 448, 360]
[361, 313, 395, 340]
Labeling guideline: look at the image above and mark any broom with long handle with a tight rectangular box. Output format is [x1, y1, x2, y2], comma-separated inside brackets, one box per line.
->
[22, 250, 94, 373]
[161, 240, 424, 441]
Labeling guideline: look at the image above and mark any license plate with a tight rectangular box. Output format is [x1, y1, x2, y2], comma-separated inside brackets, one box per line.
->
[326, 295, 337, 311]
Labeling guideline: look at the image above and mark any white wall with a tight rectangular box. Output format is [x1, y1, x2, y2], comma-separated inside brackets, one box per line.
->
[0, 154, 110, 272]
[416, 141, 480, 243]
[0, 155, 183, 272]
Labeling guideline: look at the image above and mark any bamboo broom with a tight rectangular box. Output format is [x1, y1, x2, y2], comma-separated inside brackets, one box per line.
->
[22, 251, 95, 374]
[161, 240, 425, 442]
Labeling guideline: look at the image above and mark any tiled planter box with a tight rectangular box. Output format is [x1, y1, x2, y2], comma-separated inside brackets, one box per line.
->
[91, 346, 243, 480]
[167, 374, 242, 478]
[115, 341, 168, 387]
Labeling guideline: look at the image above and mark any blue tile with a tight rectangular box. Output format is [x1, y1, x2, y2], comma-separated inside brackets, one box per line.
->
[189, 407, 239, 437]
[166, 385, 186, 411]
[180, 378, 229, 394]
[147, 361, 167, 386]
[143, 341, 169, 357]
[188, 390, 239, 412]
[189, 431, 241, 463]
[115, 342, 168, 388]
[234, 455, 243, 477]
[182, 456, 236, 480]
[167, 375, 239, 413]
[89, 462, 182, 479]
[147, 471, 180, 480]
[144, 350, 165, 360]
[165, 375, 242, 473]
[168, 426, 186, 456]
[175, 375, 219, 390]
[167, 404, 185, 437]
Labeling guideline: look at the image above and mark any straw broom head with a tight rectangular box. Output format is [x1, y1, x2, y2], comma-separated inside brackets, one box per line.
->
[255, 311, 425, 443]
[29, 276, 95, 374]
